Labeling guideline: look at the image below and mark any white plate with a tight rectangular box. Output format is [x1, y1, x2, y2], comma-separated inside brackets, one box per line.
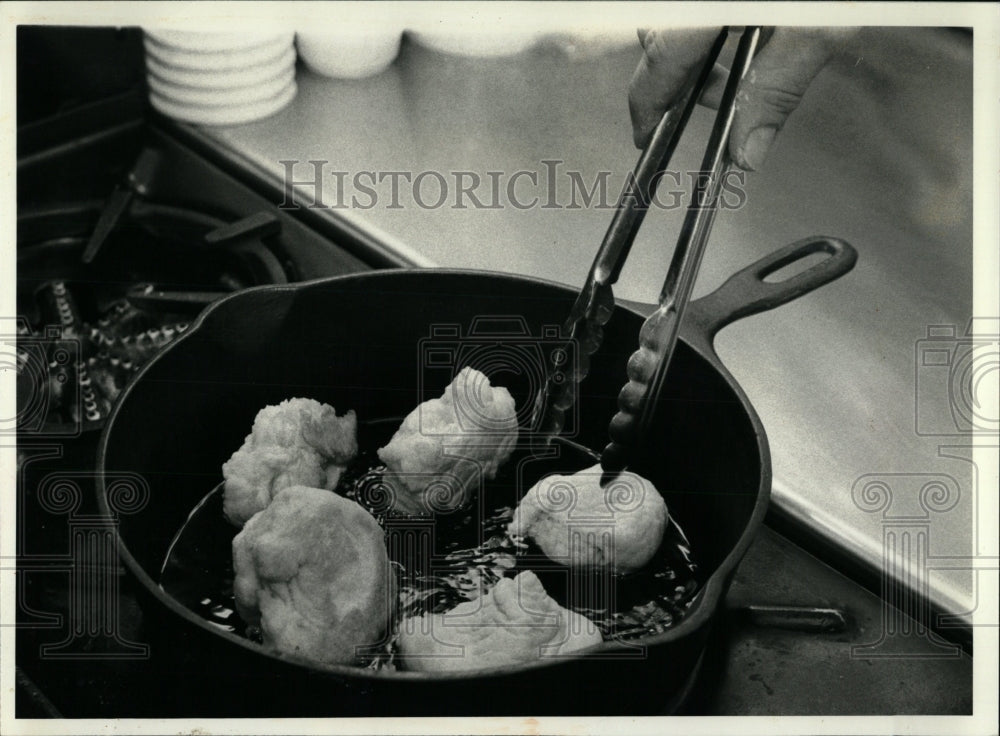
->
[144, 46, 296, 89]
[144, 34, 293, 71]
[296, 29, 402, 79]
[149, 80, 297, 126]
[148, 66, 295, 107]
[408, 26, 542, 58]
[143, 29, 294, 54]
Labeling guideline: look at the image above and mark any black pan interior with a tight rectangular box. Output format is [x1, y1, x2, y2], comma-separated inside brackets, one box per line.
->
[104, 271, 759, 590]
[98, 270, 765, 715]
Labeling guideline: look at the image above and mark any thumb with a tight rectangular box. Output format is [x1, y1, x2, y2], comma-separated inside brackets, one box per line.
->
[730, 27, 855, 170]
[628, 27, 723, 148]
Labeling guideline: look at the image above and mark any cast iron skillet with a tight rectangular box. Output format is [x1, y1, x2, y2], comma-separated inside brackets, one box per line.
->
[97, 235, 856, 717]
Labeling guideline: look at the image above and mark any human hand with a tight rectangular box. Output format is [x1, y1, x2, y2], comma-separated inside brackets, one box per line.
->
[628, 27, 856, 170]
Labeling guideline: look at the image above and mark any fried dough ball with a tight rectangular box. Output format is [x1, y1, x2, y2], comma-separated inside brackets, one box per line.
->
[396, 571, 602, 672]
[222, 398, 357, 526]
[508, 464, 668, 574]
[377, 367, 517, 514]
[232, 485, 395, 666]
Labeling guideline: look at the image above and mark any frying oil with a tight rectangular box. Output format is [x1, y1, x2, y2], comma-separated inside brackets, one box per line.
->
[160, 419, 701, 671]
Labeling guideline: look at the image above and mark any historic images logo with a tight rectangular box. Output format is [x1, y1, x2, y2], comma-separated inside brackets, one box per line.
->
[277, 159, 749, 212]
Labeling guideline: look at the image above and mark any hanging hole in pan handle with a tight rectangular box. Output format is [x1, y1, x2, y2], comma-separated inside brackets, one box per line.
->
[686, 235, 858, 343]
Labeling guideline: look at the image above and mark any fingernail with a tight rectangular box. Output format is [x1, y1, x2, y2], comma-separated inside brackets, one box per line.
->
[738, 126, 777, 171]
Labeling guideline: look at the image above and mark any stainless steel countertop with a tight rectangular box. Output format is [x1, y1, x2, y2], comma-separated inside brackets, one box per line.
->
[198, 27, 975, 617]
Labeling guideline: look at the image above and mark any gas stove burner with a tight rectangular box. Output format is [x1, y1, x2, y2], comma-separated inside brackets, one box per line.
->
[16, 197, 291, 435]
[15, 283, 190, 433]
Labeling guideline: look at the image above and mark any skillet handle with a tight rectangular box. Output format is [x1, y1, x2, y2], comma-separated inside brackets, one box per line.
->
[685, 236, 858, 346]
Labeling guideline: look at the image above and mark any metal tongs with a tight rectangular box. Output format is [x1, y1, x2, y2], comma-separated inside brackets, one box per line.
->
[532, 26, 763, 473]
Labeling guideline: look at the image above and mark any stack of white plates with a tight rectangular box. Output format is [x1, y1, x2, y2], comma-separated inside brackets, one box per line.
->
[143, 29, 297, 126]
